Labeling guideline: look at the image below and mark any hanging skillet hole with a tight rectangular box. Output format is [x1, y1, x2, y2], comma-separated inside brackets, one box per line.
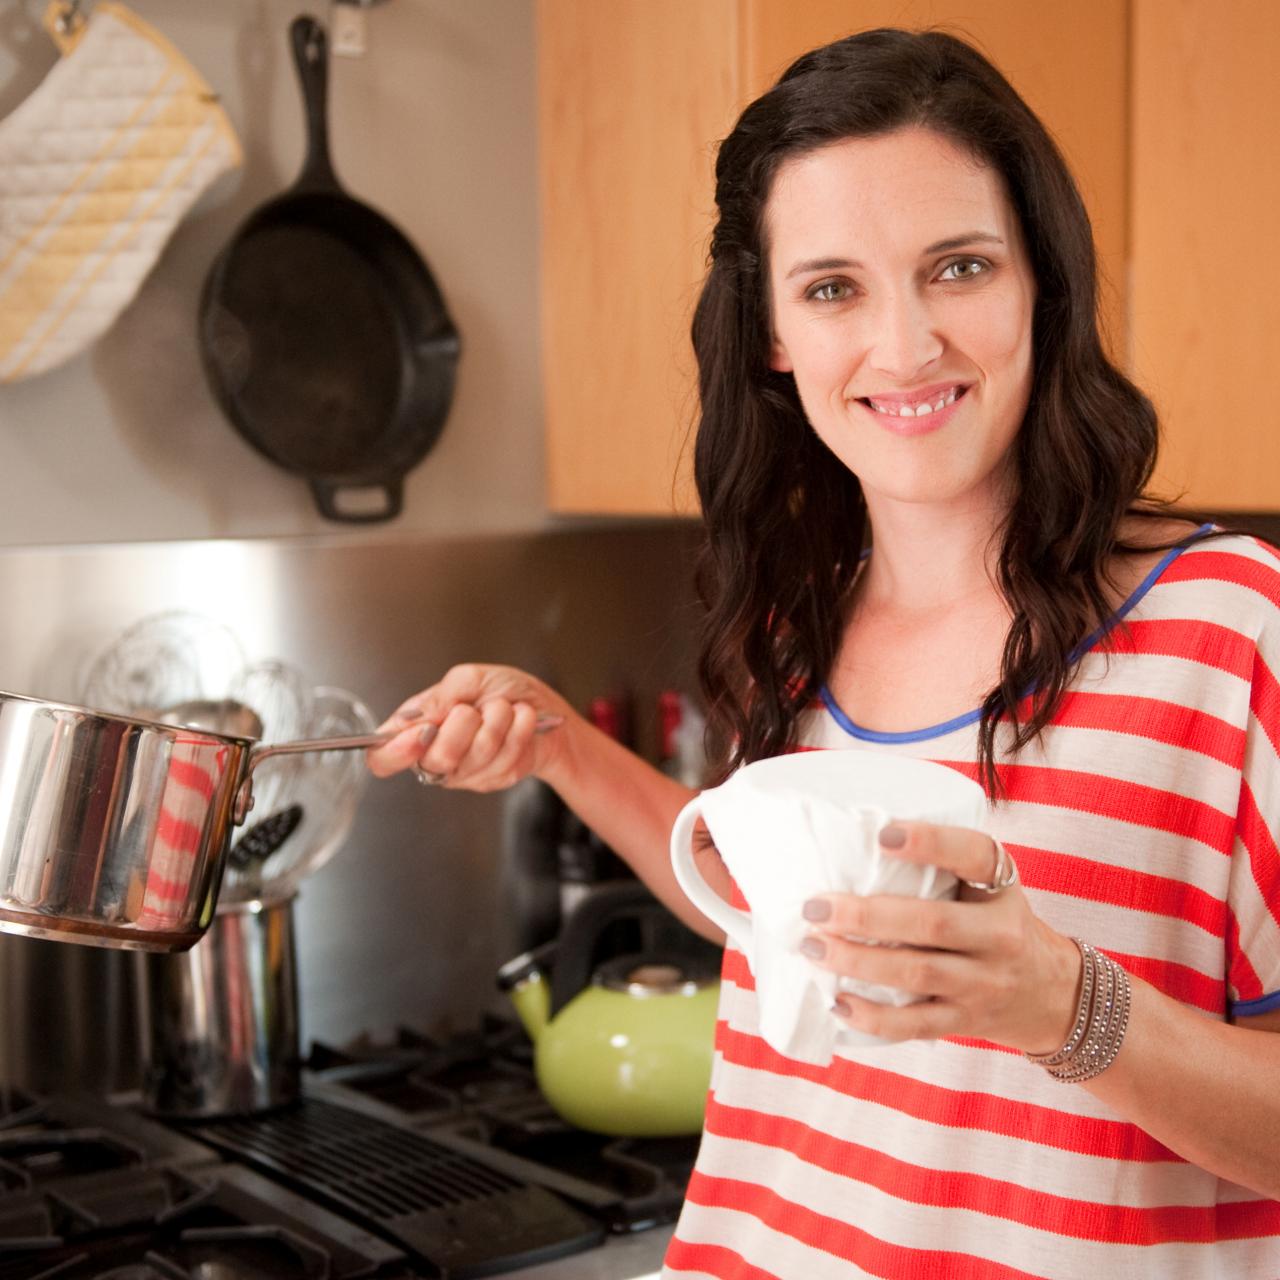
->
[322, 485, 400, 522]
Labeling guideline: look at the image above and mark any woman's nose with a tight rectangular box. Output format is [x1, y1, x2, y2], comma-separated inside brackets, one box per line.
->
[866, 290, 944, 381]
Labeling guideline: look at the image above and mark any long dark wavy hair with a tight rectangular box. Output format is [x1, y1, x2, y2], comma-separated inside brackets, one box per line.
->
[693, 27, 1207, 793]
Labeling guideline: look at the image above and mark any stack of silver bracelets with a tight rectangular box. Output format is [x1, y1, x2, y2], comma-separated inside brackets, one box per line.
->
[1025, 938, 1132, 1083]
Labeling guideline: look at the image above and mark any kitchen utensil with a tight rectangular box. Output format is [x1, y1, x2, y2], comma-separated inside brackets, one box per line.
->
[158, 697, 264, 738]
[198, 15, 460, 523]
[497, 881, 719, 1137]
[138, 890, 300, 1116]
[0, 1, 241, 382]
[80, 611, 248, 720]
[0, 688, 390, 952]
[236, 685, 375, 899]
[228, 660, 310, 742]
[227, 803, 304, 874]
[670, 751, 989, 1062]
[226, 660, 312, 829]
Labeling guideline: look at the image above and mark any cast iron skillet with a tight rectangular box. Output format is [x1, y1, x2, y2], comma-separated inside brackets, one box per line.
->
[199, 15, 460, 523]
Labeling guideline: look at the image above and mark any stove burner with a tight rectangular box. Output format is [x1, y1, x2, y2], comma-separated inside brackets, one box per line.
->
[0, 1131, 147, 1194]
[2, 1019, 687, 1277]
[184, 1098, 602, 1278]
[307, 1021, 697, 1233]
[0, 1162, 413, 1280]
[0, 1092, 42, 1134]
[168, 1224, 333, 1279]
[92, 1265, 184, 1280]
[1, 1223, 332, 1280]
[94, 1267, 178, 1280]
[326, 1056, 532, 1128]
[0, 1100, 217, 1194]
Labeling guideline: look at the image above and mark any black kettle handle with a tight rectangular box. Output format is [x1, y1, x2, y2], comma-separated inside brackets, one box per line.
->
[549, 880, 670, 1015]
[289, 16, 340, 192]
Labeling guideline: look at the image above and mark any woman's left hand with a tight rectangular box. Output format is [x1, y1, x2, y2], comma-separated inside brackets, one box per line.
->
[801, 821, 1082, 1055]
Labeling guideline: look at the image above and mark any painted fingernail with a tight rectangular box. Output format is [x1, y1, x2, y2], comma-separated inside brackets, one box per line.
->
[879, 824, 907, 849]
[802, 898, 831, 922]
[798, 936, 826, 960]
[397, 705, 425, 722]
[418, 723, 439, 747]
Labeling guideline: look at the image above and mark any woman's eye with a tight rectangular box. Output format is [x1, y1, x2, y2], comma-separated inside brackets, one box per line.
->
[807, 280, 851, 302]
[938, 257, 988, 282]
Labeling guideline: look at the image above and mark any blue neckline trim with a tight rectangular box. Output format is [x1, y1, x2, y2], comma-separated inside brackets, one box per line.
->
[821, 523, 1214, 744]
[1232, 990, 1280, 1017]
[821, 687, 984, 743]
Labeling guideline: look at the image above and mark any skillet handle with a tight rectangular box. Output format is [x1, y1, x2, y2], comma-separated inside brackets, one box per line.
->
[309, 477, 404, 523]
[290, 16, 340, 191]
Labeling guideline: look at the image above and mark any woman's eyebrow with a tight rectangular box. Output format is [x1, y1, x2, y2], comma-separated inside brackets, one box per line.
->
[925, 231, 1005, 254]
[785, 256, 857, 279]
[783, 232, 1005, 279]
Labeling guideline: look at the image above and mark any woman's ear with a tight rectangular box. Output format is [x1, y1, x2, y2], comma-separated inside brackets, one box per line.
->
[768, 336, 793, 373]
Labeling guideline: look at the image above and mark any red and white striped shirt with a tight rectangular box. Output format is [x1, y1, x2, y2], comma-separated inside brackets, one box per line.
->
[665, 533, 1280, 1279]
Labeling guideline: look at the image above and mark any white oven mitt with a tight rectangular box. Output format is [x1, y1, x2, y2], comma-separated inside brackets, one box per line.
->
[0, 1, 242, 382]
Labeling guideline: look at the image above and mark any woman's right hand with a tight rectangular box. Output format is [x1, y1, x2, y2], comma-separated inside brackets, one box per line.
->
[365, 664, 573, 793]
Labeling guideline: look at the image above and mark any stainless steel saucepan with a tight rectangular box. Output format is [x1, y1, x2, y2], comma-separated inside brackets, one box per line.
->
[0, 689, 388, 952]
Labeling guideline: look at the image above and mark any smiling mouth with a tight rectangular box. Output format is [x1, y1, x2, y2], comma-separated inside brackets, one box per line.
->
[859, 386, 968, 419]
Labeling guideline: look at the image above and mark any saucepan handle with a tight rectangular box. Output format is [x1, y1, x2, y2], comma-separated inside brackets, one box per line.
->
[248, 730, 393, 770]
[233, 731, 393, 823]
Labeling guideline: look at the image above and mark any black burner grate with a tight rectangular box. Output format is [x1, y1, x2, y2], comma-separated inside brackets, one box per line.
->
[186, 1098, 602, 1278]
[0, 1131, 148, 1196]
[307, 1022, 698, 1233]
[200, 1099, 516, 1217]
[0, 1092, 41, 1134]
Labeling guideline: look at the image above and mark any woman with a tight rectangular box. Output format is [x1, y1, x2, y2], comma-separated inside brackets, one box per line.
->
[370, 29, 1280, 1277]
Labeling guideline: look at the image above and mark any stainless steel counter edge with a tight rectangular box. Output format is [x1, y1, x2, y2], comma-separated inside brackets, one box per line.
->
[503, 1226, 673, 1279]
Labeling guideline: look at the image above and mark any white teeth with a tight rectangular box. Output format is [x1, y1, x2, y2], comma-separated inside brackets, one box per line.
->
[867, 387, 962, 417]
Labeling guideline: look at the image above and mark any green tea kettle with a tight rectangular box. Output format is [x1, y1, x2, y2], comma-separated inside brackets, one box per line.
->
[497, 881, 720, 1137]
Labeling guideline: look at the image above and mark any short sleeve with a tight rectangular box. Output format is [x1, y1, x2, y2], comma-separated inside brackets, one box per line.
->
[1226, 552, 1280, 1015]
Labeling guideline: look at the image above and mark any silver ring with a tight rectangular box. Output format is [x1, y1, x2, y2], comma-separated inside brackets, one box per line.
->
[962, 840, 1018, 895]
[414, 765, 448, 787]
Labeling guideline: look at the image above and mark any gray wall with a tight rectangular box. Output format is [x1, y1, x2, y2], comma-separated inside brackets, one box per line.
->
[0, 2, 709, 1092]
[0, 0, 551, 543]
[0, 525, 703, 1090]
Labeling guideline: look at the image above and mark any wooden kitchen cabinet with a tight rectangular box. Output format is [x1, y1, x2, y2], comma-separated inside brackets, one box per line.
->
[537, 0, 738, 517]
[538, 1, 1128, 516]
[1130, 1, 1280, 511]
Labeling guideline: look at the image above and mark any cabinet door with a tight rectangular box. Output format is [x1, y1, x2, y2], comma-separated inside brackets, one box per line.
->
[1130, 0, 1280, 511]
[539, 2, 1128, 517]
[743, 0, 1130, 352]
[538, 0, 738, 516]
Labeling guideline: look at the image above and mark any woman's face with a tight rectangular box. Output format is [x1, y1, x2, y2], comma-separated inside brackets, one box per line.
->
[765, 126, 1036, 515]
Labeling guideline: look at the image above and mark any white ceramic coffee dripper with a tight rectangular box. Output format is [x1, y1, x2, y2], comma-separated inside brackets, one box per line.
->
[670, 751, 990, 1062]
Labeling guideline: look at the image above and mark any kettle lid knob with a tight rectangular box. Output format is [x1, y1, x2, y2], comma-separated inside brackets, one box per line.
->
[595, 955, 716, 996]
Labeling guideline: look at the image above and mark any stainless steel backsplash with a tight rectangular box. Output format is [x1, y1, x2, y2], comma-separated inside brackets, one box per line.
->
[0, 525, 701, 1092]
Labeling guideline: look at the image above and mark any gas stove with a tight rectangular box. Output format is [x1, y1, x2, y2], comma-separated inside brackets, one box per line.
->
[0, 1093, 414, 1279]
[303, 1019, 698, 1235]
[0, 1019, 694, 1278]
